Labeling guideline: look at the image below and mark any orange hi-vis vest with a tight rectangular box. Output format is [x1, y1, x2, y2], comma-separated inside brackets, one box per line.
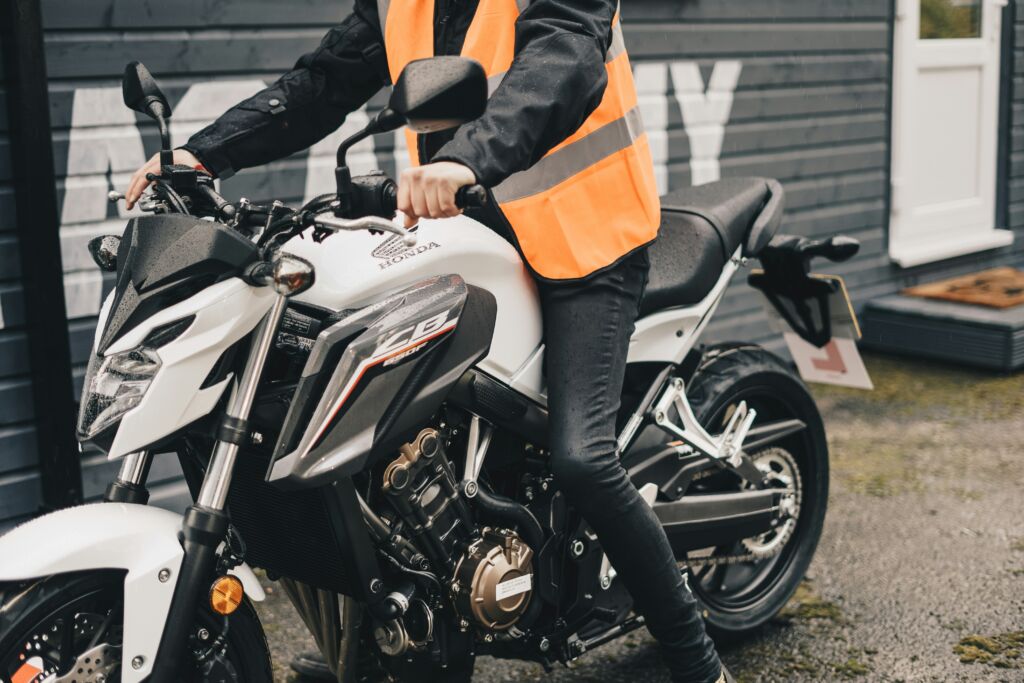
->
[379, 0, 661, 280]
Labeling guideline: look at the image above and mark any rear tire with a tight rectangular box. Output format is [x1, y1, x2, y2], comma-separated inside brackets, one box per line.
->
[0, 570, 272, 682]
[682, 344, 829, 640]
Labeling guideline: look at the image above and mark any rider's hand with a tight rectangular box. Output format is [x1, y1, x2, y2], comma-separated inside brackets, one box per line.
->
[125, 149, 205, 210]
[397, 162, 476, 228]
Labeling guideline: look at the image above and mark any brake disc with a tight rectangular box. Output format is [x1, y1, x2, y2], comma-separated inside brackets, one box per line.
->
[740, 447, 802, 560]
[52, 642, 121, 683]
[685, 447, 802, 568]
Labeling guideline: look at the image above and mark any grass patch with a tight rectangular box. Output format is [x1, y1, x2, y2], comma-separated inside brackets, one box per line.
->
[833, 657, 871, 678]
[1011, 538, 1024, 552]
[812, 353, 1024, 421]
[777, 580, 844, 623]
[954, 632, 1024, 669]
[829, 437, 922, 498]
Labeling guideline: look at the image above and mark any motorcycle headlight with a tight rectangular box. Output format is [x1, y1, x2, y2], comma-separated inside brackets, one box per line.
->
[77, 347, 161, 440]
[76, 316, 194, 441]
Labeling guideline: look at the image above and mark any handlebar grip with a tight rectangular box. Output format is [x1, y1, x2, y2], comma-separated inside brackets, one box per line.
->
[456, 185, 488, 209]
[197, 183, 235, 219]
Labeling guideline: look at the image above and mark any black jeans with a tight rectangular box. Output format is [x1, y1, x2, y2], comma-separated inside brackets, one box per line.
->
[538, 249, 722, 683]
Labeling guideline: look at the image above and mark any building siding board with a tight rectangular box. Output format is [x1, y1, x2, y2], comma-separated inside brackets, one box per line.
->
[0, 29, 39, 521]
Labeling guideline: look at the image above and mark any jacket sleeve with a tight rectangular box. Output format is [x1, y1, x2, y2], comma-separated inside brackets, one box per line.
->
[182, 0, 389, 179]
[432, 0, 618, 188]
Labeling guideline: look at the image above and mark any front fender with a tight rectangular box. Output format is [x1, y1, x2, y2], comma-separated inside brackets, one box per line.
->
[0, 503, 264, 683]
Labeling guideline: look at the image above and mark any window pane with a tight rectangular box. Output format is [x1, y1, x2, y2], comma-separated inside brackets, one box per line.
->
[920, 0, 982, 39]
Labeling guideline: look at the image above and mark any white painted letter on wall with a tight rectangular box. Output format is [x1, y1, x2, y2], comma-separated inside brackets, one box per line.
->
[670, 61, 742, 186]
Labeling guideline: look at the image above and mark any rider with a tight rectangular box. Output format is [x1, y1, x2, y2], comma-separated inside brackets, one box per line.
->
[127, 0, 732, 681]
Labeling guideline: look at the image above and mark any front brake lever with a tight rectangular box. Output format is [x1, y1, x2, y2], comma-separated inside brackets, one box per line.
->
[314, 214, 418, 246]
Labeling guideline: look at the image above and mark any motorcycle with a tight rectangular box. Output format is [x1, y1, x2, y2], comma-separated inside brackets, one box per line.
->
[0, 56, 859, 682]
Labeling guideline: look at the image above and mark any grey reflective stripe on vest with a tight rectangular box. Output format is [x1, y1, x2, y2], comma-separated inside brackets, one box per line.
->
[487, 73, 505, 96]
[378, 0, 391, 31]
[606, 22, 625, 63]
[493, 105, 645, 203]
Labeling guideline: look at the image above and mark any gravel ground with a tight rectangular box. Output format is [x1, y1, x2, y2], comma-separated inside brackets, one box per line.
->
[255, 353, 1024, 682]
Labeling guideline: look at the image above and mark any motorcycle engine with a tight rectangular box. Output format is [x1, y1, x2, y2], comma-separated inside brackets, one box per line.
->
[381, 428, 535, 634]
[452, 527, 534, 631]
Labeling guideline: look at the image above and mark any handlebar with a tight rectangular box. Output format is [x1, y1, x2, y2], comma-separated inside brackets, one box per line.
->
[313, 183, 486, 246]
[456, 185, 488, 209]
[196, 183, 236, 220]
[120, 169, 489, 252]
[378, 182, 488, 215]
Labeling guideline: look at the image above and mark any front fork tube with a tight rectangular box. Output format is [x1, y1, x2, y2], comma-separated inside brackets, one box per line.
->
[149, 294, 287, 683]
[105, 450, 153, 504]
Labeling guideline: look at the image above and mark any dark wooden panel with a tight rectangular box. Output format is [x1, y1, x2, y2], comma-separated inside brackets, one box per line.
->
[665, 142, 887, 188]
[730, 84, 888, 122]
[625, 23, 889, 59]
[0, 469, 40, 519]
[0, 233, 20, 275]
[725, 54, 891, 89]
[624, 0, 891, 22]
[0, 285, 24, 327]
[79, 450, 184, 500]
[720, 113, 888, 156]
[782, 172, 888, 211]
[70, 319, 97, 364]
[0, 136, 9, 182]
[0, 330, 29, 377]
[44, 28, 327, 80]
[0, 184, 13, 231]
[42, 0, 352, 30]
[0, 378, 34, 425]
[148, 480, 193, 514]
[0, 424, 37, 475]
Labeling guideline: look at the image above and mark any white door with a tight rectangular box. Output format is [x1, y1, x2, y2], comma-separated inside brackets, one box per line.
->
[890, 0, 1014, 267]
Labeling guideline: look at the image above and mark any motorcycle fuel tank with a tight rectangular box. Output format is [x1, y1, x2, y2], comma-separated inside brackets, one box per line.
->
[284, 214, 544, 400]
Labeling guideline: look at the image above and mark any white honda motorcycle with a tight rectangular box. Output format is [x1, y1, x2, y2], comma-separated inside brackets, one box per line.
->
[0, 58, 858, 683]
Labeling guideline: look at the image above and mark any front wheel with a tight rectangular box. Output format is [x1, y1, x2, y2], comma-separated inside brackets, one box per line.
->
[0, 571, 273, 683]
[681, 344, 829, 639]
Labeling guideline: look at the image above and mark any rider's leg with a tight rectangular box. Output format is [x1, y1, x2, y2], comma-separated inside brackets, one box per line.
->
[540, 249, 725, 683]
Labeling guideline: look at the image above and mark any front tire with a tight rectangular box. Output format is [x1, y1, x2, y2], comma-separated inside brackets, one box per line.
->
[0, 570, 273, 683]
[682, 344, 829, 639]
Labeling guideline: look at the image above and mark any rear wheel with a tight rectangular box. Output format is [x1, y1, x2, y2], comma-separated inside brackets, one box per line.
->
[0, 571, 272, 683]
[680, 345, 829, 639]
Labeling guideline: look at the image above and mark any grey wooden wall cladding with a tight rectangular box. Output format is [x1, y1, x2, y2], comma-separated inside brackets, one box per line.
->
[0, 31, 41, 530]
[1, 0, 1023, 527]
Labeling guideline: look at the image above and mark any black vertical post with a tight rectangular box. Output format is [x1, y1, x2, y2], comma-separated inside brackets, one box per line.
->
[0, 0, 83, 509]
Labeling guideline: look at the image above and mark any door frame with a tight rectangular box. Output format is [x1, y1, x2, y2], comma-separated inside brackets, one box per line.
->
[888, 0, 1015, 267]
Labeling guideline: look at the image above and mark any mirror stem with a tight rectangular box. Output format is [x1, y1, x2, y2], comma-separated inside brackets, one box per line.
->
[149, 102, 174, 169]
[333, 108, 406, 217]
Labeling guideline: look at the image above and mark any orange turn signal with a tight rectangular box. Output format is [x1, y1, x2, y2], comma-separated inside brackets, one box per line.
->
[209, 575, 244, 616]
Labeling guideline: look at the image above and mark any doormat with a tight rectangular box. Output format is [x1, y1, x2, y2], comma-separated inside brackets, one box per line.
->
[903, 267, 1024, 309]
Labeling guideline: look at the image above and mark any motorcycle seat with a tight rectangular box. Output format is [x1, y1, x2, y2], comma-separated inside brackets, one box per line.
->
[639, 177, 782, 317]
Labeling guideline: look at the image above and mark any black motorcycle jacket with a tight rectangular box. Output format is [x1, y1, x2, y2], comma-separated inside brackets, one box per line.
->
[182, 0, 618, 189]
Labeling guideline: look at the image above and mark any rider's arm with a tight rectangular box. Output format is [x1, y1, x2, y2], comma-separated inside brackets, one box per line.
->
[431, 0, 617, 188]
[181, 0, 389, 179]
